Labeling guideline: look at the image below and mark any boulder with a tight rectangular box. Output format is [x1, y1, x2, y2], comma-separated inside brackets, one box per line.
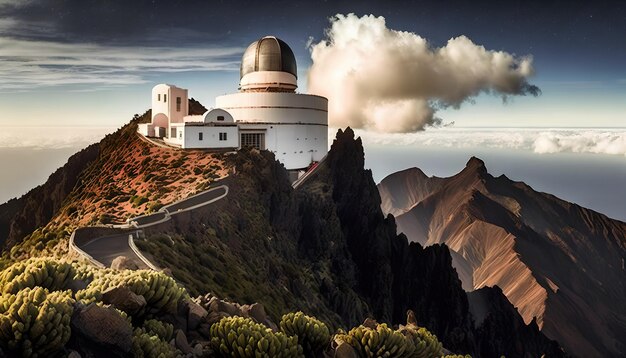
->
[186, 300, 208, 331]
[102, 286, 146, 315]
[217, 300, 241, 317]
[246, 303, 267, 323]
[193, 343, 204, 356]
[71, 303, 133, 354]
[175, 329, 193, 354]
[362, 318, 378, 329]
[207, 296, 219, 312]
[334, 341, 358, 358]
[110, 256, 139, 270]
[206, 311, 230, 326]
[66, 278, 89, 292]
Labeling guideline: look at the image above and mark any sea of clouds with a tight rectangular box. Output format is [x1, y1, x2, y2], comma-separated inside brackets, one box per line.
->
[352, 127, 626, 157]
[2, 126, 625, 157]
[0, 126, 117, 149]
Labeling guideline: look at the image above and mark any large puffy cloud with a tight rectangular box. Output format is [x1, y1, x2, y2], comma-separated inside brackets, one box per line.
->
[308, 14, 540, 133]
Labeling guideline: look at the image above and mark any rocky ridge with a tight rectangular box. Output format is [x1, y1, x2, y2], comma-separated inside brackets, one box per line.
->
[378, 156, 626, 357]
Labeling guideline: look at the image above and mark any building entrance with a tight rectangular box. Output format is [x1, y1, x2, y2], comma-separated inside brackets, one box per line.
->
[240, 133, 265, 150]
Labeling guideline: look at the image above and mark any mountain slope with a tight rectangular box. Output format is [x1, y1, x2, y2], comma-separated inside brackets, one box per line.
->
[136, 128, 565, 357]
[379, 157, 626, 357]
[0, 114, 566, 357]
[0, 99, 215, 261]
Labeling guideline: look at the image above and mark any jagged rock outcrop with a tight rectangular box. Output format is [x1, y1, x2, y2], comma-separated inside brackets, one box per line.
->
[379, 156, 626, 357]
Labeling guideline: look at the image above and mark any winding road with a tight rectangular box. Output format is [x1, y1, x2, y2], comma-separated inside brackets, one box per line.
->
[70, 184, 229, 270]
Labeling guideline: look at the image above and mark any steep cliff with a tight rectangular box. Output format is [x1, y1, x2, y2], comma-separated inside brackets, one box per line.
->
[379, 157, 626, 357]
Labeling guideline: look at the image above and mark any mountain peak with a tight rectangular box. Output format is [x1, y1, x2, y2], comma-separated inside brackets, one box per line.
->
[465, 156, 486, 170]
[463, 156, 489, 178]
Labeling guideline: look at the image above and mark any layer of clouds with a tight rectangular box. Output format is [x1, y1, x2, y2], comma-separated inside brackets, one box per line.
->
[0, 126, 117, 149]
[4, 125, 624, 158]
[353, 127, 626, 157]
[308, 14, 540, 133]
[0, 37, 242, 91]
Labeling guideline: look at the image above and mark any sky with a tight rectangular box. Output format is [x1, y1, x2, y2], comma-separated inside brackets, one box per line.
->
[0, 0, 625, 129]
[0, 0, 625, 218]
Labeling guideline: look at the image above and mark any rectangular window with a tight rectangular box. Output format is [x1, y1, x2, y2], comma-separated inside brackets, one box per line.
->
[199, 132, 203, 141]
[164, 94, 167, 103]
[158, 94, 161, 101]
[217, 115, 224, 121]
[219, 132, 228, 141]
[170, 128, 176, 138]
[176, 97, 181, 112]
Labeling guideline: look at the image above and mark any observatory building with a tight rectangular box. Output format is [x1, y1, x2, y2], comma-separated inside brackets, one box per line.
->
[138, 36, 328, 171]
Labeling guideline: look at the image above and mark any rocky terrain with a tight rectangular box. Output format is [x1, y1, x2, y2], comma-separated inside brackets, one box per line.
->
[0, 103, 567, 356]
[0, 99, 225, 262]
[378, 157, 626, 357]
[135, 128, 565, 357]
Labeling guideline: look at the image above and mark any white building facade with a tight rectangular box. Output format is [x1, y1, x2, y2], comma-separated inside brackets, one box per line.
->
[138, 36, 328, 171]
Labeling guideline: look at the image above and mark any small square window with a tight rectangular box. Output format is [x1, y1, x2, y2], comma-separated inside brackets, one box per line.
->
[219, 132, 228, 141]
[217, 116, 224, 121]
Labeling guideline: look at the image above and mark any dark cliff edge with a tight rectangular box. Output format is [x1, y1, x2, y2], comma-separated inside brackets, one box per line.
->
[299, 128, 565, 357]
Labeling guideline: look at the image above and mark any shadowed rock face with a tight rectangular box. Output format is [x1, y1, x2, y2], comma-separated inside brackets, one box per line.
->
[379, 157, 626, 357]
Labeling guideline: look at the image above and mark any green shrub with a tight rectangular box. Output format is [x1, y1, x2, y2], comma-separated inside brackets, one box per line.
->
[0, 258, 78, 294]
[210, 316, 303, 357]
[399, 324, 444, 358]
[0, 287, 74, 357]
[132, 326, 181, 358]
[76, 270, 187, 316]
[280, 311, 330, 357]
[141, 319, 174, 341]
[335, 323, 409, 357]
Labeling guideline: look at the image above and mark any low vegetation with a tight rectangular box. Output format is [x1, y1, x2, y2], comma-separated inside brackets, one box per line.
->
[0, 257, 460, 357]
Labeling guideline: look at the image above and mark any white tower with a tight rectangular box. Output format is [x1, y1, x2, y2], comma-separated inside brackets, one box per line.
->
[151, 84, 188, 138]
[216, 36, 328, 170]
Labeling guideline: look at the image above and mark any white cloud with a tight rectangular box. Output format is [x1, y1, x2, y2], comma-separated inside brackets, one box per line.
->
[0, 37, 243, 91]
[308, 14, 539, 133]
[532, 131, 626, 155]
[351, 127, 626, 157]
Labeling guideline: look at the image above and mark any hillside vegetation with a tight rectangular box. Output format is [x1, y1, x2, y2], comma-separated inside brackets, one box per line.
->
[0, 257, 459, 357]
[0, 100, 225, 264]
